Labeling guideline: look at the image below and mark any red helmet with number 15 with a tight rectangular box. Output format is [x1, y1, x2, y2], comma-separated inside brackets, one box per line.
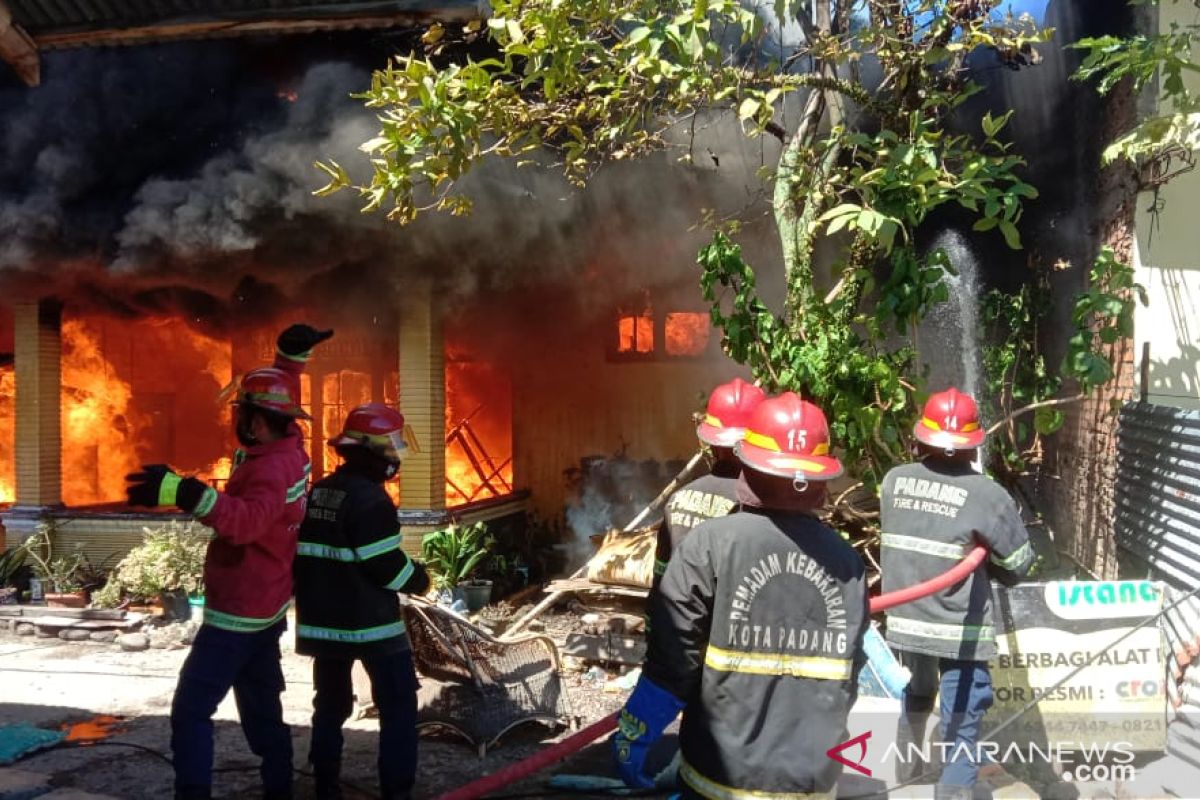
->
[734, 392, 843, 480]
[914, 387, 984, 450]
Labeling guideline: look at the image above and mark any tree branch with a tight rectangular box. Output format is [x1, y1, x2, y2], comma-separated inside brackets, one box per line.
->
[986, 395, 1086, 436]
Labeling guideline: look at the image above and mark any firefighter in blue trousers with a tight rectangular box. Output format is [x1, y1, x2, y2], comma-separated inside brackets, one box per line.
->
[126, 323, 332, 800]
[881, 387, 1035, 800]
[614, 392, 870, 799]
[293, 403, 430, 800]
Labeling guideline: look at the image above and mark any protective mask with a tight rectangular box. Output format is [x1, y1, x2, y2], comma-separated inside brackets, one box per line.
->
[235, 406, 258, 447]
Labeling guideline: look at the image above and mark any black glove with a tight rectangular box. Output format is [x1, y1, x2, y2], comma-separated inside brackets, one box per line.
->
[126, 465, 210, 514]
[125, 465, 178, 508]
[277, 324, 334, 360]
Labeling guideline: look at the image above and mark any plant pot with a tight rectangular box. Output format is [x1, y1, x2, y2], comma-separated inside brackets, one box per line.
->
[461, 580, 493, 613]
[45, 591, 87, 609]
[188, 595, 205, 624]
[159, 589, 191, 622]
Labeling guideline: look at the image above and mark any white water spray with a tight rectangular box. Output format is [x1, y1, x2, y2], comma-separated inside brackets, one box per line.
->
[921, 230, 987, 470]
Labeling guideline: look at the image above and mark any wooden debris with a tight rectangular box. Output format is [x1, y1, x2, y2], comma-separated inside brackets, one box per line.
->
[544, 578, 648, 599]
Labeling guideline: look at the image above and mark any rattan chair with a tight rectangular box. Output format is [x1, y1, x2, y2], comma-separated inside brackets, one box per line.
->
[402, 598, 572, 754]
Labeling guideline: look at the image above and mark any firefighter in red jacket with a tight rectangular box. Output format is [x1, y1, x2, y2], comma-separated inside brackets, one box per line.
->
[616, 393, 870, 798]
[294, 403, 430, 800]
[126, 324, 332, 800]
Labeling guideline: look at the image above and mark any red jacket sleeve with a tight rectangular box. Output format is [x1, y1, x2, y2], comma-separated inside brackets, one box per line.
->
[197, 464, 289, 547]
[271, 351, 306, 404]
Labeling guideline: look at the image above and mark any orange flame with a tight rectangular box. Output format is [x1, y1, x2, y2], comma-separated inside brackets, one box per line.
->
[445, 358, 512, 506]
[617, 313, 654, 354]
[0, 367, 13, 503]
[61, 319, 148, 505]
[664, 312, 710, 357]
[60, 317, 232, 506]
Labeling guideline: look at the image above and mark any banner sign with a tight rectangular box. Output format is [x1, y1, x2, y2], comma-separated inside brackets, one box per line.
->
[987, 581, 1166, 751]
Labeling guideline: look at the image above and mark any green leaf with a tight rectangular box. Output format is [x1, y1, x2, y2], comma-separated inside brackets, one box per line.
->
[1034, 407, 1065, 435]
[973, 217, 998, 232]
[738, 97, 762, 121]
[998, 220, 1022, 249]
[626, 26, 652, 46]
[819, 203, 862, 221]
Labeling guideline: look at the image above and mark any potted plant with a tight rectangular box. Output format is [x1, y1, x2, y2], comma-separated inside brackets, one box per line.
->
[22, 523, 89, 607]
[0, 542, 28, 605]
[421, 522, 494, 612]
[91, 521, 209, 619]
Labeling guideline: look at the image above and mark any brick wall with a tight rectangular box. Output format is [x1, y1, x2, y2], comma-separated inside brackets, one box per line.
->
[1037, 79, 1139, 579]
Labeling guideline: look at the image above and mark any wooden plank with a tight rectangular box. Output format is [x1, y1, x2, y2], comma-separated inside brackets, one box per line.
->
[544, 579, 648, 599]
[32, 11, 476, 50]
[0, 1, 39, 87]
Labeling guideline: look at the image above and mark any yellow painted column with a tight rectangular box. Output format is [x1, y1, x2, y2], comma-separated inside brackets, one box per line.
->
[14, 300, 62, 507]
[397, 279, 445, 514]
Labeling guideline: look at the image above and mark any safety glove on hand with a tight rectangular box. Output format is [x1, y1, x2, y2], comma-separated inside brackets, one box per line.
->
[612, 675, 685, 789]
[276, 324, 334, 362]
[125, 465, 211, 514]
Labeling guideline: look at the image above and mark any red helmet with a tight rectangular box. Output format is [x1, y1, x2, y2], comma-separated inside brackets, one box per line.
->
[329, 403, 409, 463]
[734, 392, 843, 480]
[236, 367, 309, 419]
[914, 387, 984, 450]
[696, 378, 767, 447]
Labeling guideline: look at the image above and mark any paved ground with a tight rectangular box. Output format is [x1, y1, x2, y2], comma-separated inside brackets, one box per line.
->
[0, 623, 1188, 799]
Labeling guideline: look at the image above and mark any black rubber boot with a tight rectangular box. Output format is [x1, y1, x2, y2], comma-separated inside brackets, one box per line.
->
[175, 787, 212, 800]
[313, 761, 343, 800]
[262, 784, 293, 800]
[894, 711, 933, 784]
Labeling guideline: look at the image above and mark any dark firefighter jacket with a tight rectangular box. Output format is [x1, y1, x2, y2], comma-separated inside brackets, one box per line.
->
[645, 507, 870, 799]
[293, 463, 429, 659]
[652, 462, 741, 592]
[880, 459, 1034, 661]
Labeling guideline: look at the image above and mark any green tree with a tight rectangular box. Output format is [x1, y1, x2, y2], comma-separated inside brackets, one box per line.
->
[317, 1, 1053, 507]
[1073, 0, 1198, 174]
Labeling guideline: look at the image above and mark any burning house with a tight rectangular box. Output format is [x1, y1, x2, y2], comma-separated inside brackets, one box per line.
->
[0, 1, 755, 565]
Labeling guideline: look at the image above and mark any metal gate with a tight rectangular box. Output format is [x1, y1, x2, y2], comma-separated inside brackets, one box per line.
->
[1115, 402, 1200, 586]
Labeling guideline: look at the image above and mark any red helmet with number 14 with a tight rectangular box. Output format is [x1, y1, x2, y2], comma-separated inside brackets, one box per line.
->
[696, 378, 767, 447]
[914, 387, 985, 450]
[734, 392, 843, 480]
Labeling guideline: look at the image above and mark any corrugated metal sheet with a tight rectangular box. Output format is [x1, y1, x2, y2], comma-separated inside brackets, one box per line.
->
[1115, 401, 1200, 586]
[8, 1, 475, 38]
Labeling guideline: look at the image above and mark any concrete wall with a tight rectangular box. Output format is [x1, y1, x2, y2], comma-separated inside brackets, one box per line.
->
[1132, 1, 1200, 411]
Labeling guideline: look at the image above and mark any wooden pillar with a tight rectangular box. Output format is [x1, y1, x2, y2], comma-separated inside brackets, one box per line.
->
[397, 279, 445, 512]
[14, 300, 61, 507]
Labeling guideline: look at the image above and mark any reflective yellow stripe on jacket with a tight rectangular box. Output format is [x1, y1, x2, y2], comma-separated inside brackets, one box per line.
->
[680, 759, 835, 800]
[704, 644, 852, 680]
[886, 615, 994, 643]
[880, 533, 966, 560]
